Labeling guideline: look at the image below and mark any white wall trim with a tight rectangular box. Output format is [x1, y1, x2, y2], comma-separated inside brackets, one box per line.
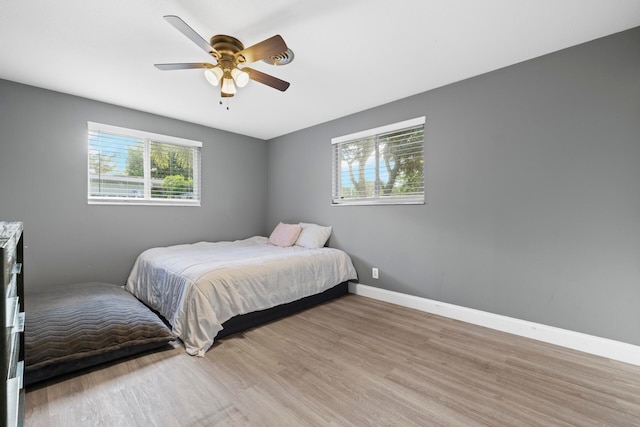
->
[348, 283, 640, 367]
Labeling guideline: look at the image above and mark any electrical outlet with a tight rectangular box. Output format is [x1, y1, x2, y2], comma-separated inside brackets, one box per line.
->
[372, 267, 379, 279]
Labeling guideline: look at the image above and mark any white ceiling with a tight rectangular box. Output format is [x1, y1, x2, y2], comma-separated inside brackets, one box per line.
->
[1, 1, 639, 140]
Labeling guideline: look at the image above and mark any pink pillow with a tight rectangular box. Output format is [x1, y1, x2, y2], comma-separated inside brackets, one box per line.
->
[268, 222, 302, 247]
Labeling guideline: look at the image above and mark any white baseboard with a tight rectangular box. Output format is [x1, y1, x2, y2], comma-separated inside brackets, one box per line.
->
[348, 282, 640, 367]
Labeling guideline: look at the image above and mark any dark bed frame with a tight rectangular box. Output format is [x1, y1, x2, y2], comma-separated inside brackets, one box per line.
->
[216, 281, 349, 338]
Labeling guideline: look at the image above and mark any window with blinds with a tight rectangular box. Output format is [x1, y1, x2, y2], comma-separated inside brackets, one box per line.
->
[331, 116, 425, 205]
[88, 122, 202, 206]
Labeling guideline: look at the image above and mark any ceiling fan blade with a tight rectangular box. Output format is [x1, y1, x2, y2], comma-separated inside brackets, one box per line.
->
[243, 67, 290, 91]
[237, 35, 288, 64]
[164, 15, 218, 57]
[155, 63, 214, 70]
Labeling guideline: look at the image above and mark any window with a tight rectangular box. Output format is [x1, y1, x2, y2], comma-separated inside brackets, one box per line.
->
[88, 122, 202, 206]
[332, 116, 425, 205]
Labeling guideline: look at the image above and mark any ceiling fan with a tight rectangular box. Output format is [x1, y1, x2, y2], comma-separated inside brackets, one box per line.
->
[155, 15, 293, 98]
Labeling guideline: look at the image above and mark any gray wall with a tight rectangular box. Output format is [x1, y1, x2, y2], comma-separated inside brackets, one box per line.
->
[0, 80, 267, 289]
[266, 27, 640, 345]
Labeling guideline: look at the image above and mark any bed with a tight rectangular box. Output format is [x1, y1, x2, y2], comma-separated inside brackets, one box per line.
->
[125, 223, 358, 356]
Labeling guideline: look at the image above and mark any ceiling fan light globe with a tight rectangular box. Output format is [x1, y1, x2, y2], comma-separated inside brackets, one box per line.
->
[231, 68, 250, 88]
[221, 77, 237, 95]
[204, 67, 223, 86]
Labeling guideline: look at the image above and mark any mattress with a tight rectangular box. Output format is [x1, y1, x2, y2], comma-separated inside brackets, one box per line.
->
[125, 236, 357, 356]
[25, 282, 175, 385]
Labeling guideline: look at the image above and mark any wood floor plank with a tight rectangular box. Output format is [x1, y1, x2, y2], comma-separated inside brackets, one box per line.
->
[25, 294, 640, 426]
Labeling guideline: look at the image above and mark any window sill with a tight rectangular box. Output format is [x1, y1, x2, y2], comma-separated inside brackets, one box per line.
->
[88, 198, 201, 207]
[331, 197, 424, 206]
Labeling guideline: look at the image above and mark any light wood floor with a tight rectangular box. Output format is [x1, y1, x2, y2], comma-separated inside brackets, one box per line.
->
[25, 294, 640, 426]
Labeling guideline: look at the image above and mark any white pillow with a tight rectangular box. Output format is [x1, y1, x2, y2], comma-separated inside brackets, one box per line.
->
[296, 223, 332, 249]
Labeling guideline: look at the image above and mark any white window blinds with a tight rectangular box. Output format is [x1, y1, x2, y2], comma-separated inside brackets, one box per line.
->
[331, 117, 425, 205]
[88, 122, 202, 206]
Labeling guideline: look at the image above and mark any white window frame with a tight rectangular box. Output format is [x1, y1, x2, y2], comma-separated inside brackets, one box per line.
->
[88, 122, 202, 206]
[331, 116, 426, 206]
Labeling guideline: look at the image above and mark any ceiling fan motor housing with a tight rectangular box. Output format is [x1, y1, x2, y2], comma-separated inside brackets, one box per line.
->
[209, 35, 247, 97]
[210, 35, 246, 65]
